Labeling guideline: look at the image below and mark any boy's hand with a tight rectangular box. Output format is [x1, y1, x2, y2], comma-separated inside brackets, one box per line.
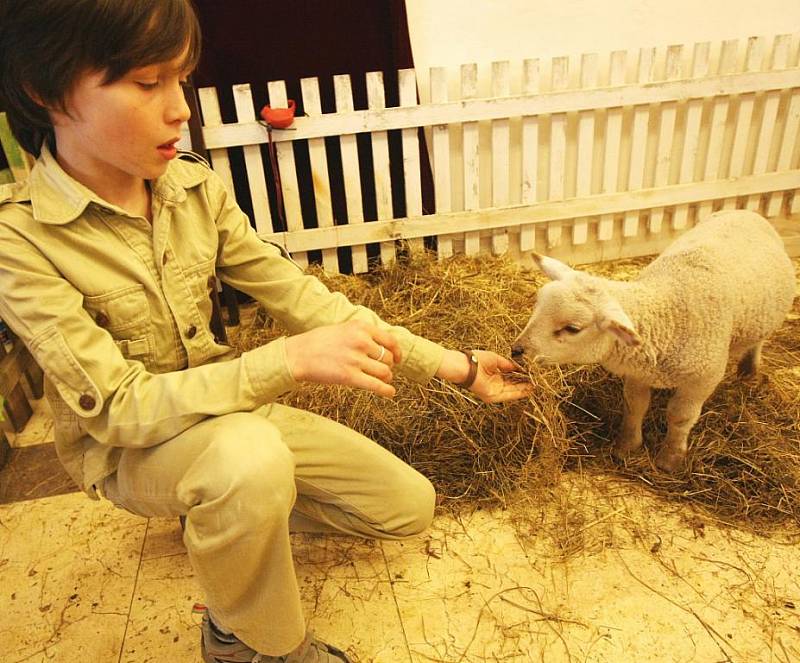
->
[436, 349, 533, 403]
[284, 321, 401, 398]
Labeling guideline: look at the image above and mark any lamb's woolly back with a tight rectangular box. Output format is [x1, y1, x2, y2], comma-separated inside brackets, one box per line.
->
[602, 211, 795, 384]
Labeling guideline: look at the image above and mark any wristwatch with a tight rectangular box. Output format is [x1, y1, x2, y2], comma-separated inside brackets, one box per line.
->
[457, 350, 479, 389]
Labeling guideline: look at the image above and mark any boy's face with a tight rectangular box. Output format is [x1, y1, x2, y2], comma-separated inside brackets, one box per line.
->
[50, 53, 192, 191]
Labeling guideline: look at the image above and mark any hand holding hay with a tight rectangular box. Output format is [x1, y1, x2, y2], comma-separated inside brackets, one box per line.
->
[436, 349, 532, 403]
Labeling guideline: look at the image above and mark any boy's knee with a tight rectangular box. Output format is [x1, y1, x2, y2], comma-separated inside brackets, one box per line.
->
[182, 413, 296, 516]
[391, 473, 436, 538]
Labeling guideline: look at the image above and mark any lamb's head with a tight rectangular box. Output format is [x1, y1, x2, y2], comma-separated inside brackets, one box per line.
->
[511, 254, 642, 366]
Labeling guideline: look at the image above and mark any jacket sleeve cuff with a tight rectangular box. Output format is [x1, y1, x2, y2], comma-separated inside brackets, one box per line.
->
[241, 336, 299, 401]
[397, 334, 445, 384]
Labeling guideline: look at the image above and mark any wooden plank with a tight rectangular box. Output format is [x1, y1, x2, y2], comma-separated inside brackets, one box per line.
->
[398, 69, 425, 254]
[624, 47, 656, 237]
[267, 81, 307, 268]
[430, 67, 453, 258]
[547, 56, 569, 249]
[232, 84, 274, 234]
[698, 40, 738, 221]
[598, 50, 627, 241]
[759, 35, 792, 215]
[334, 74, 369, 273]
[197, 88, 236, 192]
[673, 42, 710, 229]
[259, 169, 800, 253]
[460, 63, 481, 256]
[767, 88, 800, 217]
[491, 60, 511, 255]
[198, 69, 800, 149]
[649, 45, 683, 233]
[301, 77, 339, 273]
[520, 58, 540, 252]
[746, 35, 785, 212]
[366, 72, 396, 266]
[573, 53, 598, 246]
[724, 37, 764, 211]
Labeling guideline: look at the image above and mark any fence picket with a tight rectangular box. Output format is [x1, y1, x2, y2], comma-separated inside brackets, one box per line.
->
[398, 69, 425, 254]
[266, 80, 307, 267]
[723, 37, 764, 211]
[673, 43, 710, 229]
[491, 61, 511, 255]
[697, 40, 738, 221]
[430, 67, 453, 258]
[301, 78, 339, 272]
[624, 48, 656, 236]
[649, 45, 683, 234]
[754, 35, 791, 215]
[334, 74, 369, 273]
[366, 72, 396, 266]
[573, 53, 598, 246]
[232, 84, 274, 235]
[461, 64, 481, 255]
[598, 51, 627, 240]
[547, 57, 569, 248]
[520, 59, 540, 252]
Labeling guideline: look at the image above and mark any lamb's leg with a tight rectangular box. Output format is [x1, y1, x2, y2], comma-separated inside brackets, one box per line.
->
[656, 381, 716, 472]
[737, 341, 763, 378]
[612, 377, 651, 462]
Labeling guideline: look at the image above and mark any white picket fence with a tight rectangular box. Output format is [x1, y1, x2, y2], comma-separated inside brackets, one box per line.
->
[184, 33, 800, 272]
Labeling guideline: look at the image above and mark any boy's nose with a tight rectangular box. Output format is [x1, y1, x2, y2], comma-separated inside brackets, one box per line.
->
[168, 85, 192, 125]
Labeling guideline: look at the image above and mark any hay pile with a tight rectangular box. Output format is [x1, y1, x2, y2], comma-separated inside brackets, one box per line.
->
[235, 251, 800, 535]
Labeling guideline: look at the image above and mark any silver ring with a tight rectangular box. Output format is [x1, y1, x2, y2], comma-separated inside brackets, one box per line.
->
[375, 345, 386, 362]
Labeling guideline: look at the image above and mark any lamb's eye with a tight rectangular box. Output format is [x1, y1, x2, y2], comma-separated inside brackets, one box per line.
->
[559, 324, 582, 335]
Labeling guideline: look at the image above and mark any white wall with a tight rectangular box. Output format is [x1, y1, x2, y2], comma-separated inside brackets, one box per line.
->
[405, 0, 800, 73]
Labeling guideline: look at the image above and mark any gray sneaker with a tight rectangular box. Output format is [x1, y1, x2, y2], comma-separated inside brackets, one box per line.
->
[200, 614, 352, 662]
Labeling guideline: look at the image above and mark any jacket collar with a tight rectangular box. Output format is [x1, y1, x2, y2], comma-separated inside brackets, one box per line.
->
[28, 144, 209, 225]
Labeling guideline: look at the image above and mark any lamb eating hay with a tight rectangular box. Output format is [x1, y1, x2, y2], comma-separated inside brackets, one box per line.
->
[511, 210, 796, 473]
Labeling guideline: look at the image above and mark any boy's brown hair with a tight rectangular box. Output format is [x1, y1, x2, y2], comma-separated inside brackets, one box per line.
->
[0, 0, 201, 156]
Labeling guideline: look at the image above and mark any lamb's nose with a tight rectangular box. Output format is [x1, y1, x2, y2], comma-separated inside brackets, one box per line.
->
[511, 345, 525, 360]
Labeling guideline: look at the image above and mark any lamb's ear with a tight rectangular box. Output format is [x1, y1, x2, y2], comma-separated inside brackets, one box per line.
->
[597, 302, 641, 347]
[532, 253, 575, 281]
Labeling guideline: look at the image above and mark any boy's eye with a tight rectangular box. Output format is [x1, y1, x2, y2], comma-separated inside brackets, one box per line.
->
[136, 81, 159, 90]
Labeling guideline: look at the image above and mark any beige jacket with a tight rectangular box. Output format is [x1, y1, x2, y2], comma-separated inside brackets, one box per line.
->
[0, 146, 444, 496]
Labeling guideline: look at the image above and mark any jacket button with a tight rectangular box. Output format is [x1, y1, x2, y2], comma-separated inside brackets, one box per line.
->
[79, 394, 96, 410]
[95, 312, 110, 328]
[186, 325, 197, 339]
[207, 275, 216, 289]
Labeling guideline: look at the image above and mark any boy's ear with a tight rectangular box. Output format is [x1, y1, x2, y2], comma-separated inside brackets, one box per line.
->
[22, 83, 46, 108]
[532, 253, 575, 281]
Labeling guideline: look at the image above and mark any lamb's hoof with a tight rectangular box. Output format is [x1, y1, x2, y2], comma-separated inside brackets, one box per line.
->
[611, 444, 640, 466]
[654, 449, 687, 474]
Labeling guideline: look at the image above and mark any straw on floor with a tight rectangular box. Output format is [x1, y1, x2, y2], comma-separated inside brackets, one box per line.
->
[234, 251, 800, 537]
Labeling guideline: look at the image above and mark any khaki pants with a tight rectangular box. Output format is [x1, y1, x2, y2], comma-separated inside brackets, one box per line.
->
[101, 403, 435, 656]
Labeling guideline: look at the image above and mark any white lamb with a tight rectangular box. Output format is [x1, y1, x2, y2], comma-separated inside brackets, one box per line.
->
[511, 210, 796, 472]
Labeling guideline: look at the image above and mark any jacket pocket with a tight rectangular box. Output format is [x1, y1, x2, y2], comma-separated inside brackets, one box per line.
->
[83, 285, 153, 361]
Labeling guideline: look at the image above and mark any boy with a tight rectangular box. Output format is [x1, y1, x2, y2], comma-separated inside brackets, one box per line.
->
[0, 1, 531, 661]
